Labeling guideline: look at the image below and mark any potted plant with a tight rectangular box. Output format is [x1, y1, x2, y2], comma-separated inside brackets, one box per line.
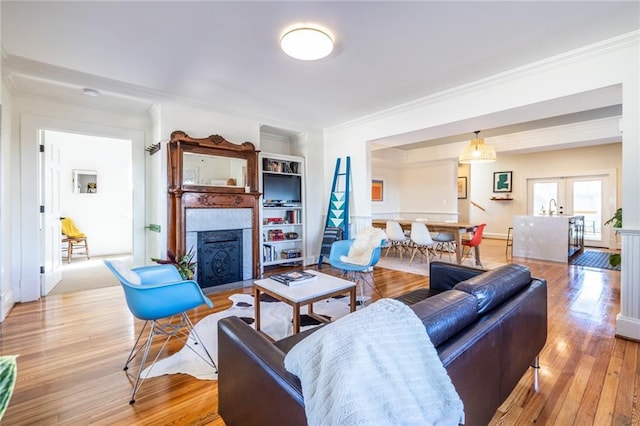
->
[604, 208, 622, 267]
[0, 355, 17, 420]
[151, 247, 197, 280]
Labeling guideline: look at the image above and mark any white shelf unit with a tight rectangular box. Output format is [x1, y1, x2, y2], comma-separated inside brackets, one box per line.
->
[259, 153, 306, 272]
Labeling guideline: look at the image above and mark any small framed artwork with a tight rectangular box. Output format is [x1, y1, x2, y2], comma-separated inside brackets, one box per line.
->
[457, 177, 467, 199]
[493, 171, 513, 193]
[371, 179, 384, 202]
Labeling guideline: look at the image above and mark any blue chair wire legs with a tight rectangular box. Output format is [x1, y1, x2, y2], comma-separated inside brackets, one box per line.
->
[328, 239, 384, 305]
[104, 260, 217, 404]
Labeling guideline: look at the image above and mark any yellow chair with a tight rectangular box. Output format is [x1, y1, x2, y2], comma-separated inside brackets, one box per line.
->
[61, 217, 90, 263]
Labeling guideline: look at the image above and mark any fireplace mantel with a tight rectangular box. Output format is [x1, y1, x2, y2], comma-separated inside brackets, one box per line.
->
[167, 130, 261, 280]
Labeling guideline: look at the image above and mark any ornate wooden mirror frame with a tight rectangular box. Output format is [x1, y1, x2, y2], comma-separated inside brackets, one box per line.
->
[167, 130, 261, 279]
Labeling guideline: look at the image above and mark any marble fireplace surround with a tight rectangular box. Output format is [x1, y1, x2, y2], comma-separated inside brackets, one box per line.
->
[185, 208, 253, 283]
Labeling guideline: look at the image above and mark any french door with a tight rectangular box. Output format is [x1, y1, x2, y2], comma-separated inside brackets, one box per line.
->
[527, 173, 615, 248]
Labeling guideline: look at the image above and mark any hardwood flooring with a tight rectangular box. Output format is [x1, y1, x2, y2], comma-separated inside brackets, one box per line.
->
[1, 239, 637, 425]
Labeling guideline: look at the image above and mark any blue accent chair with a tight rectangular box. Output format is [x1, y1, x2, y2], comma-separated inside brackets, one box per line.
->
[328, 239, 385, 304]
[104, 260, 216, 404]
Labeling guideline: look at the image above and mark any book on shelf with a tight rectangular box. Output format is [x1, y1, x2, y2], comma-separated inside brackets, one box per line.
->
[263, 244, 275, 262]
[270, 271, 317, 286]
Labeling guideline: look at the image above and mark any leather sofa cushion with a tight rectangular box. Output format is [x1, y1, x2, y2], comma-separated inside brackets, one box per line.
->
[454, 264, 532, 314]
[275, 326, 322, 353]
[429, 261, 484, 291]
[394, 288, 445, 305]
[409, 290, 478, 347]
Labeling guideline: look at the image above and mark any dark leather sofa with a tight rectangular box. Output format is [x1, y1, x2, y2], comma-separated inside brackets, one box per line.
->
[217, 262, 547, 426]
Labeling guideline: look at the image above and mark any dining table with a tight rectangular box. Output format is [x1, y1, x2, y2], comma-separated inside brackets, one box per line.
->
[372, 219, 482, 266]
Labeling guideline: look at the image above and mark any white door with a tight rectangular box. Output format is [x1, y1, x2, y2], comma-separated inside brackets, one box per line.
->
[41, 130, 63, 295]
[566, 177, 609, 248]
[527, 173, 613, 248]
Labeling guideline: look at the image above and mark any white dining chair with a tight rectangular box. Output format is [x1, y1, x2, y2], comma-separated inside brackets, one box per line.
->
[384, 220, 410, 261]
[409, 222, 436, 266]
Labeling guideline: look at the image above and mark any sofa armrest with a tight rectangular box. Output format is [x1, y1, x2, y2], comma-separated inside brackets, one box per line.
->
[218, 316, 306, 426]
[429, 261, 485, 291]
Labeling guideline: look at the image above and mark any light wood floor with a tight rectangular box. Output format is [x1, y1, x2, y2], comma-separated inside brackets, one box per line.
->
[1, 239, 637, 425]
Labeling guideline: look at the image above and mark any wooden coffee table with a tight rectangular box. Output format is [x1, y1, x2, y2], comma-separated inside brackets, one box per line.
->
[253, 270, 356, 338]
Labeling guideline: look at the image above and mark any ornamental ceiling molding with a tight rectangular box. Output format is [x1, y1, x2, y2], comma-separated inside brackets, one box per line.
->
[372, 116, 622, 168]
[325, 30, 639, 135]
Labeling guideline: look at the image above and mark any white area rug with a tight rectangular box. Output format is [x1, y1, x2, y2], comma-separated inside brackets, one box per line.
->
[376, 252, 507, 276]
[142, 293, 352, 380]
[377, 255, 430, 276]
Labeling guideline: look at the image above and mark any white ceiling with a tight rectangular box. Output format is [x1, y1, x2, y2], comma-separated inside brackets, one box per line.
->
[2, 1, 639, 137]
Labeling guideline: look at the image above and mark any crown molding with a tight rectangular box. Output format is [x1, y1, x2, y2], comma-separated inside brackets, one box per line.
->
[2, 55, 171, 101]
[372, 116, 622, 168]
[2, 54, 320, 134]
[326, 30, 640, 135]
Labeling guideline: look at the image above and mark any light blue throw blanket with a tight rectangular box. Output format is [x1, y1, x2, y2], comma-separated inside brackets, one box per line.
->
[284, 298, 465, 425]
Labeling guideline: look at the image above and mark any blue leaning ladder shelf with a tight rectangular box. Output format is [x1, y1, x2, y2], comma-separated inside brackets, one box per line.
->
[318, 157, 351, 267]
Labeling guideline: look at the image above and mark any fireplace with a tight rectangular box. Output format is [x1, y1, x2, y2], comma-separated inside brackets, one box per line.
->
[167, 131, 261, 283]
[186, 208, 253, 288]
[197, 230, 243, 288]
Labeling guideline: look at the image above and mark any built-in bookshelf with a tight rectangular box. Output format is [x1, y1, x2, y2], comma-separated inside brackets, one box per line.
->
[259, 153, 306, 272]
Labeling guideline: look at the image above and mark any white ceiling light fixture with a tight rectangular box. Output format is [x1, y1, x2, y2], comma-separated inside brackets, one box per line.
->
[459, 130, 496, 164]
[280, 23, 334, 61]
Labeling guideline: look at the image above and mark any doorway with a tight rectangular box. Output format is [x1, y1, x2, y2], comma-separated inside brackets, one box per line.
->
[526, 172, 616, 248]
[41, 129, 134, 295]
[17, 115, 146, 303]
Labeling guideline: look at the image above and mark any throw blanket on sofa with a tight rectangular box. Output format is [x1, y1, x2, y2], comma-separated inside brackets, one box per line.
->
[284, 298, 464, 426]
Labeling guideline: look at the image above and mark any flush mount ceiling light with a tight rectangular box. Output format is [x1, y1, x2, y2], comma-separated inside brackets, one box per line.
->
[82, 88, 100, 97]
[280, 24, 334, 60]
[459, 130, 496, 164]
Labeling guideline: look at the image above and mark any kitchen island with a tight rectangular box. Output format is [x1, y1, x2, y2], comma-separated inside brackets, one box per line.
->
[512, 215, 584, 263]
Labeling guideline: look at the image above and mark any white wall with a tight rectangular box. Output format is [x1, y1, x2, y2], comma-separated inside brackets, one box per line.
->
[11, 96, 150, 303]
[324, 33, 637, 230]
[150, 102, 263, 260]
[323, 33, 639, 340]
[50, 131, 133, 256]
[400, 162, 458, 221]
[371, 166, 401, 219]
[157, 103, 261, 147]
[146, 104, 164, 261]
[260, 131, 293, 156]
[369, 141, 622, 244]
[1, 82, 15, 321]
[299, 131, 324, 263]
[151, 103, 323, 268]
[259, 129, 325, 265]
[371, 161, 458, 222]
[457, 164, 470, 223]
[468, 143, 622, 240]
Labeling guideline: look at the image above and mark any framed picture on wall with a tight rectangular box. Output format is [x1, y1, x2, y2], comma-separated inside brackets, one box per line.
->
[457, 177, 467, 199]
[493, 171, 512, 193]
[371, 179, 384, 201]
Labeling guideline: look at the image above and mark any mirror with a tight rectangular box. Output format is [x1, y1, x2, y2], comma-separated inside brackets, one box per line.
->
[73, 169, 98, 194]
[183, 152, 247, 187]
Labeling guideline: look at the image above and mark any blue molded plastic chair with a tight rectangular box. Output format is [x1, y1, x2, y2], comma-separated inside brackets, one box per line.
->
[328, 239, 385, 304]
[104, 260, 217, 404]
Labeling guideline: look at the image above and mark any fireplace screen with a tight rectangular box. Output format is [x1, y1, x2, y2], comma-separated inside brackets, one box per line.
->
[197, 230, 243, 288]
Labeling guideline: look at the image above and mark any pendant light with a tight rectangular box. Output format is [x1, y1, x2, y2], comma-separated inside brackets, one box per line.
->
[459, 130, 496, 164]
